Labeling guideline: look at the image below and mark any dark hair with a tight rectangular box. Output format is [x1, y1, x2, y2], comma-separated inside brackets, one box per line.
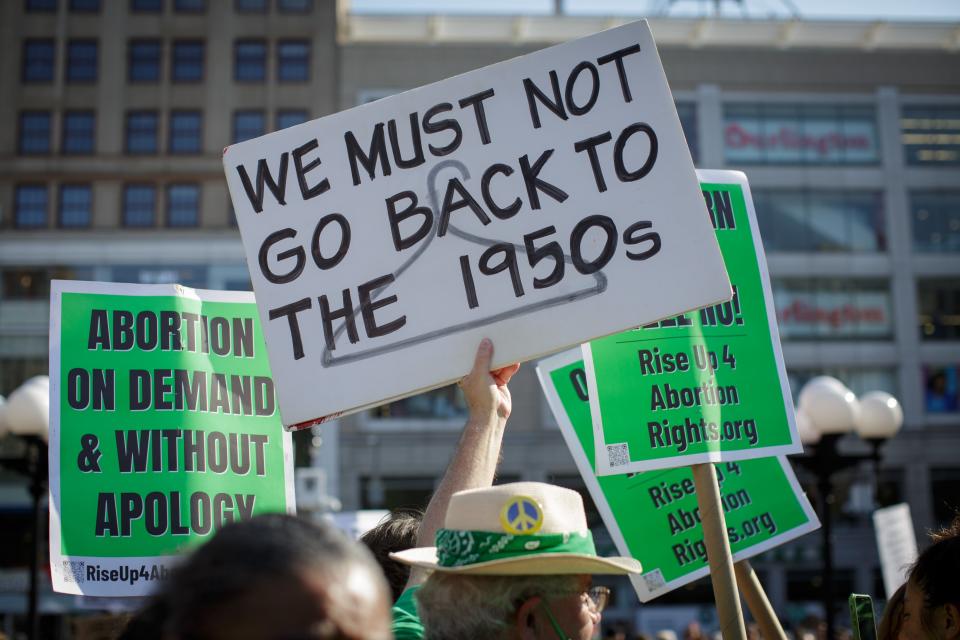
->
[360, 509, 422, 601]
[876, 583, 905, 640]
[158, 513, 385, 639]
[909, 515, 960, 619]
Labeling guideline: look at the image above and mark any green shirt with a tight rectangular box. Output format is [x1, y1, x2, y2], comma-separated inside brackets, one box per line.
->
[392, 586, 425, 640]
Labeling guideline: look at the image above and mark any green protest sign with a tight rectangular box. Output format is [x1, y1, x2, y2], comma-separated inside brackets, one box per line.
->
[584, 170, 802, 475]
[49, 281, 294, 596]
[537, 348, 819, 601]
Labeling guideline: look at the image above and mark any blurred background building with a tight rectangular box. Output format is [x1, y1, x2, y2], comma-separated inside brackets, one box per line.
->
[0, 0, 958, 636]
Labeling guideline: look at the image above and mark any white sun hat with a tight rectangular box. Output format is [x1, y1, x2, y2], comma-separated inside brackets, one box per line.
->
[390, 482, 641, 575]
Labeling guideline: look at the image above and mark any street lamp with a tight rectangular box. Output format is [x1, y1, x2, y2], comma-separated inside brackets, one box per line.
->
[793, 377, 903, 640]
[0, 376, 50, 640]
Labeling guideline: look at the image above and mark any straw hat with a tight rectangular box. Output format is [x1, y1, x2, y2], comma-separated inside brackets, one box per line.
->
[390, 482, 641, 575]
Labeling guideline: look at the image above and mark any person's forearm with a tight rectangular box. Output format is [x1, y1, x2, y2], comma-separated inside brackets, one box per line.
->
[406, 414, 506, 587]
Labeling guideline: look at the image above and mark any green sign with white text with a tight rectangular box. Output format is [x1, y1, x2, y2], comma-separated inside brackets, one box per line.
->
[537, 348, 819, 601]
[585, 170, 802, 475]
[49, 281, 294, 597]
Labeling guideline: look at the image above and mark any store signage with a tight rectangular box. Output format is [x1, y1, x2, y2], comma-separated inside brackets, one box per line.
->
[775, 289, 891, 338]
[724, 114, 879, 164]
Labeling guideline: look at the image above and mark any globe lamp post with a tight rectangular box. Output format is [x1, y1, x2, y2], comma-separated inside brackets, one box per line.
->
[793, 377, 903, 640]
[0, 376, 50, 640]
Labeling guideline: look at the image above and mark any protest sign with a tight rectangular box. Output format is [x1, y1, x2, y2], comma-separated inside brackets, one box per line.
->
[873, 503, 918, 599]
[585, 170, 801, 475]
[537, 348, 819, 601]
[49, 281, 295, 596]
[223, 20, 730, 428]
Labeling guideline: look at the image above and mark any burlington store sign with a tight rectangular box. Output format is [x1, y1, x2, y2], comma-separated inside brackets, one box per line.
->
[724, 114, 880, 164]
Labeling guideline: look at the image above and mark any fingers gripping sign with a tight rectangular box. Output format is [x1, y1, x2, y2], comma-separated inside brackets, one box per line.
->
[460, 338, 521, 423]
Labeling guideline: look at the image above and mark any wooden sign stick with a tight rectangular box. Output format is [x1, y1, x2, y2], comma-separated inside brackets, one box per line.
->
[735, 560, 787, 640]
[691, 463, 748, 640]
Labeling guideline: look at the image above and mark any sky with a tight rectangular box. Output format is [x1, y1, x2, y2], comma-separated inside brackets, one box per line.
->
[350, 0, 960, 22]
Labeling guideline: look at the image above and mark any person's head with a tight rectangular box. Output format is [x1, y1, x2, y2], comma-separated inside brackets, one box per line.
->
[360, 509, 422, 601]
[685, 622, 704, 640]
[391, 482, 641, 640]
[161, 513, 392, 640]
[418, 572, 604, 639]
[900, 516, 960, 640]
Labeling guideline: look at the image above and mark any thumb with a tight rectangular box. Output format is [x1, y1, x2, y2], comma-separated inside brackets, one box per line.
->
[471, 338, 493, 375]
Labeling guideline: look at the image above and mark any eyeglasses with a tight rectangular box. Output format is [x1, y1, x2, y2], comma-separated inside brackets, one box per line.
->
[549, 585, 612, 613]
[539, 586, 612, 640]
[583, 585, 611, 613]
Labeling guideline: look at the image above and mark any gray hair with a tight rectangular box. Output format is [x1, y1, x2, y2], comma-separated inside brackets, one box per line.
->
[417, 573, 582, 640]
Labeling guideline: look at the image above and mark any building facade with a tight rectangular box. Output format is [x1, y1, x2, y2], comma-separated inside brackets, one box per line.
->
[1, 0, 959, 633]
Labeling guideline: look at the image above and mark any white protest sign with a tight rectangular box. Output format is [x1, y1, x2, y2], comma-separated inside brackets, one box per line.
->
[873, 503, 919, 599]
[224, 20, 731, 428]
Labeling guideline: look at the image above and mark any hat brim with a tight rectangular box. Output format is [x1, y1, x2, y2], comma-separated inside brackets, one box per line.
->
[390, 547, 641, 575]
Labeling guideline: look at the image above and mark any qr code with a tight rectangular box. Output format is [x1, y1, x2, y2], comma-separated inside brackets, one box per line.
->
[642, 569, 666, 591]
[607, 443, 630, 467]
[63, 560, 85, 584]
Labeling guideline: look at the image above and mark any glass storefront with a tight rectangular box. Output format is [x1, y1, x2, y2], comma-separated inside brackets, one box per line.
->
[754, 190, 885, 253]
[902, 105, 960, 166]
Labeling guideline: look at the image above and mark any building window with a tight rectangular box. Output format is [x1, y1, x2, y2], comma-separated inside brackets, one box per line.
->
[18, 111, 51, 155]
[167, 184, 200, 227]
[235, 0, 266, 11]
[276, 109, 308, 130]
[753, 190, 886, 253]
[924, 366, 960, 414]
[26, 0, 57, 11]
[70, 0, 100, 11]
[66, 39, 98, 83]
[277, 40, 309, 82]
[277, 0, 311, 11]
[130, 0, 162, 11]
[918, 279, 960, 341]
[22, 39, 55, 83]
[788, 368, 897, 404]
[62, 110, 95, 155]
[911, 191, 960, 254]
[13, 185, 48, 229]
[369, 385, 467, 420]
[123, 184, 156, 227]
[172, 40, 204, 82]
[174, 0, 204, 11]
[902, 105, 960, 166]
[129, 39, 161, 82]
[126, 111, 158, 154]
[169, 111, 202, 154]
[233, 110, 264, 143]
[235, 40, 266, 82]
[359, 476, 434, 510]
[676, 101, 698, 164]
[58, 185, 92, 228]
[723, 103, 880, 166]
[772, 278, 893, 340]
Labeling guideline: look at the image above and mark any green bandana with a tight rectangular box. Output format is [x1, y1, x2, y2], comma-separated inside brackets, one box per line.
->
[435, 529, 597, 568]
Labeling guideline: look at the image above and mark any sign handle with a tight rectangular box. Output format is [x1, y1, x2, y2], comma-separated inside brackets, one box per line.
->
[691, 463, 747, 640]
[735, 560, 787, 640]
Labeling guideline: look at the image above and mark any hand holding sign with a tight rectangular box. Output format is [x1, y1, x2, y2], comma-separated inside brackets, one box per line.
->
[460, 338, 521, 424]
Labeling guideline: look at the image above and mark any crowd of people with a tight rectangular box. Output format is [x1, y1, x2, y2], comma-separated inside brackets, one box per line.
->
[109, 338, 959, 640]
